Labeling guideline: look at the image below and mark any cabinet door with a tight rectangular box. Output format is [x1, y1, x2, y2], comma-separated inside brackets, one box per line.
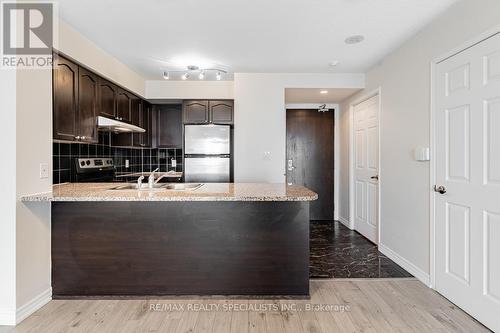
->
[183, 100, 209, 124]
[130, 96, 141, 126]
[209, 100, 234, 124]
[158, 105, 183, 148]
[78, 67, 98, 143]
[131, 99, 142, 147]
[98, 79, 116, 119]
[116, 89, 131, 122]
[141, 102, 152, 147]
[53, 53, 78, 141]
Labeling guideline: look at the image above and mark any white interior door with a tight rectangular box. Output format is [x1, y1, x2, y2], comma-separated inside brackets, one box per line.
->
[353, 95, 379, 243]
[435, 33, 500, 332]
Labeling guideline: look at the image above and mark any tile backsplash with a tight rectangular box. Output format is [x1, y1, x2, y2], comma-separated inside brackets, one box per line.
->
[53, 132, 183, 184]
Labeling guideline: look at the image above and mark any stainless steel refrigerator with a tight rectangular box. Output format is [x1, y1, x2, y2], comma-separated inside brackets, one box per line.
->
[184, 124, 231, 182]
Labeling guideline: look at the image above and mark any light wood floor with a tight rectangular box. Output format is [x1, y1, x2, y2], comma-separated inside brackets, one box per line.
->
[1, 279, 489, 333]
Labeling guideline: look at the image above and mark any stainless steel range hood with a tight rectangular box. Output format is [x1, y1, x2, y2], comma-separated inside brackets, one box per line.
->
[97, 116, 145, 133]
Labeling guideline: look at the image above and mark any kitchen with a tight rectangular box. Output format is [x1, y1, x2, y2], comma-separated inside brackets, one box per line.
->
[3, 0, 499, 332]
[22, 51, 317, 298]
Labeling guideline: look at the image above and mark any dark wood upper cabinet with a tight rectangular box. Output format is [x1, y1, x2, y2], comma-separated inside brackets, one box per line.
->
[183, 100, 209, 124]
[53, 53, 79, 141]
[141, 102, 152, 147]
[209, 100, 234, 125]
[98, 79, 117, 119]
[158, 105, 183, 148]
[114, 99, 151, 148]
[130, 96, 141, 127]
[116, 89, 132, 123]
[183, 100, 234, 125]
[77, 68, 99, 143]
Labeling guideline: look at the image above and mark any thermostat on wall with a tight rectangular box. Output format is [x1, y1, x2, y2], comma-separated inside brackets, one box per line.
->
[414, 147, 430, 161]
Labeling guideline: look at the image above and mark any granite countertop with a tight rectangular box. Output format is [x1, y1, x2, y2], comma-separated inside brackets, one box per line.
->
[114, 171, 183, 178]
[20, 183, 318, 202]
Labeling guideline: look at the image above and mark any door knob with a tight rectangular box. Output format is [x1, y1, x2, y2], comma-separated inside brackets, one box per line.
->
[287, 159, 295, 171]
[434, 185, 447, 194]
[371, 175, 379, 180]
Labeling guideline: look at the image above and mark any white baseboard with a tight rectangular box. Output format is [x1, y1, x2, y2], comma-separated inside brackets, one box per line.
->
[378, 243, 431, 286]
[0, 309, 16, 326]
[338, 216, 352, 229]
[16, 288, 52, 324]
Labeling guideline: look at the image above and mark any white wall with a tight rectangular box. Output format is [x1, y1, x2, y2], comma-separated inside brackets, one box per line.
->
[234, 73, 364, 183]
[0, 69, 17, 326]
[15, 68, 53, 322]
[339, 0, 500, 282]
[146, 81, 234, 99]
[57, 20, 145, 97]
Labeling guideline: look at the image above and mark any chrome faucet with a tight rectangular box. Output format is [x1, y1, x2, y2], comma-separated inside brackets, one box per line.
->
[148, 168, 159, 188]
[137, 175, 145, 189]
[154, 174, 169, 184]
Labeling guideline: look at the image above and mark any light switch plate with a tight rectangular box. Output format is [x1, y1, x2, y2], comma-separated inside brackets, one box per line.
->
[39, 163, 49, 179]
[171, 159, 177, 168]
[414, 147, 430, 161]
[125, 159, 130, 168]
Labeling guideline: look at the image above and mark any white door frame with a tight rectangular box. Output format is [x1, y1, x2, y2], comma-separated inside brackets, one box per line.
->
[285, 103, 340, 220]
[429, 25, 500, 289]
[348, 88, 382, 245]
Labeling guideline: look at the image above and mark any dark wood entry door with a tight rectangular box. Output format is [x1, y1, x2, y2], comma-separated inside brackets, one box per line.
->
[286, 109, 334, 220]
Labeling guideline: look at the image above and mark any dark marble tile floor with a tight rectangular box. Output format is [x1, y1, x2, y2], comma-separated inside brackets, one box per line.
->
[310, 220, 413, 279]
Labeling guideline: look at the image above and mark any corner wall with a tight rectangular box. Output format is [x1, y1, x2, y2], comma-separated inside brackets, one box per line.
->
[0, 69, 17, 326]
[233, 73, 364, 183]
[339, 0, 500, 283]
[57, 20, 145, 96]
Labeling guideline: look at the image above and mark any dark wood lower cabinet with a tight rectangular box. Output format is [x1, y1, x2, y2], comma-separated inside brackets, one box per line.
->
[51, 201, 310, 297]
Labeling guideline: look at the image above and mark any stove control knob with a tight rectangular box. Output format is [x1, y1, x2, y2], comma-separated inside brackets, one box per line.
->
[80, 161, 85, 167]
[86, 160, 91, 166]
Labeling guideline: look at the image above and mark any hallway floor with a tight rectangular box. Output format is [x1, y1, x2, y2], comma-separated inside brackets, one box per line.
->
[310, 221, 413, 278]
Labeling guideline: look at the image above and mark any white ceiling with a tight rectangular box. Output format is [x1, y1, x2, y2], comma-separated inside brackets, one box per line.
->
[285, 88, 360, 104]
[55, 0, 457, 80]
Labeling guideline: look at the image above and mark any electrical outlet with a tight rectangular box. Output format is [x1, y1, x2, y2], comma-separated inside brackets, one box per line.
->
[39, 163, 49, 179]
[171, 159, 177, 168]
[125, 159, 129, 168]
[263, 151, 271, 160]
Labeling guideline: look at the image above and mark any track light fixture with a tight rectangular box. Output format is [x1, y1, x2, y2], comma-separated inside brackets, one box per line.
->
[161, 66, 226, 80]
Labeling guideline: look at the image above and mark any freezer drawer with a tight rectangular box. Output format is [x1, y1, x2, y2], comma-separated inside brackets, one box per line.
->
[184, 125, 230, 155]
[185, 157, 230, 182]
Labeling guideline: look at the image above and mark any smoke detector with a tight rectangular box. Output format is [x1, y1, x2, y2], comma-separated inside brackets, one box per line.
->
[345, 35, 365, 45]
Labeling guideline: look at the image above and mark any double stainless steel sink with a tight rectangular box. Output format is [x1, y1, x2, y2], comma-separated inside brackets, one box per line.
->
[108, 183, 203, 191]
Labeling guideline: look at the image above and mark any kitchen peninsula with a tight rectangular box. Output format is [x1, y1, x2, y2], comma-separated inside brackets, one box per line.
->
[22, 183, 317, 298]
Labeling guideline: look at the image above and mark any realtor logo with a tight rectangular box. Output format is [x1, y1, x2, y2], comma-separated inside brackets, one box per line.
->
[1, 1, 55, 68]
